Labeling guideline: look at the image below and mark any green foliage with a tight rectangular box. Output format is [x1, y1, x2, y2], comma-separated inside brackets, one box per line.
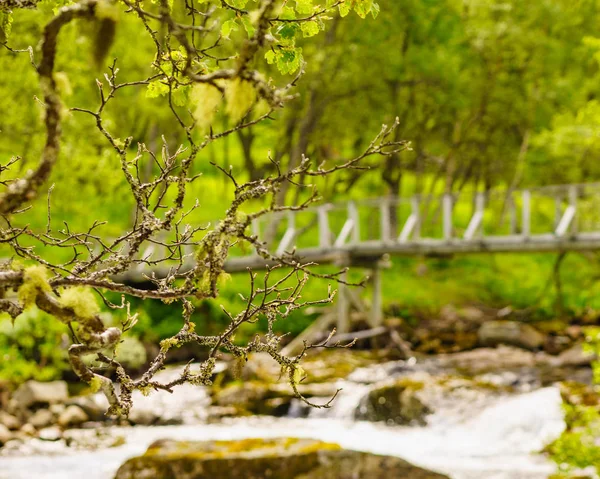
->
[548, 331, 600, 475]
[0, 308, 70, 386]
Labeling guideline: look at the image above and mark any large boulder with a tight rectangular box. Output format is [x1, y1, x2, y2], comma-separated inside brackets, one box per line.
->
[114, 438, 449, 479]
[10, 380, 68, 410]
[478, 321, 545, 350]
[355, 379, 430, 425]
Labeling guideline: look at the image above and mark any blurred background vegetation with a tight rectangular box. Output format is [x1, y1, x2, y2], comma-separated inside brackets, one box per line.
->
[3, 0, 600, 387]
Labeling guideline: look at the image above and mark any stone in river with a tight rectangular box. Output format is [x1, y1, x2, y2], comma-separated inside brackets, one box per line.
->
[114, 437, 449, 479]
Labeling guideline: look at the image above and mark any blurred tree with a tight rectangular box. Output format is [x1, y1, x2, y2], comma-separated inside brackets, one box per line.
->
[0, 0, 404, 415]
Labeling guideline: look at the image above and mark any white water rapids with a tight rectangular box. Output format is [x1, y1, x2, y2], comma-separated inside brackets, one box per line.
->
[0, 384, 565, 479]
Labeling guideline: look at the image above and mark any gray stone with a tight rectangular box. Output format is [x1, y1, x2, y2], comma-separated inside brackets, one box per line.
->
[11, 380, 68, 410]
[478, 321, 545, 350]
[554, 342, 594, 367]
[67, 395, 108, 422]
[57, 405, 88, 428]
[114, 438, 449, 479]
[0, 424, 13, 446]
[0, 411, 22, 431]
[128, 408, 158, 426]
[355, 379, 430, 425]
[29, 409, 55, 429]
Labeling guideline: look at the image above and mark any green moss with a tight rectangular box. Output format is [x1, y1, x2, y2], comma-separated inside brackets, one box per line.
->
[58, 286, 100, 319]
[17, 265, 52, 307]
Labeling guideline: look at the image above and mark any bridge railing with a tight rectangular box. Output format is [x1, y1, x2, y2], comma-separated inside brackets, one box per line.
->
[236, 182, 600, 258]
[125, 182, 600, 271]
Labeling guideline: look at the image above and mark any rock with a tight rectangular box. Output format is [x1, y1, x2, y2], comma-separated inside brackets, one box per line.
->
[38, 426, 62, 441]
[114, 438, 449, 479]
[355, 379, 430, 425]
[0, 411, 22, 431]
[438, 346, 538, 374]
[11, 380, 68, 410]
[19, 423, 36, 437]
[57, 405, 89, 428]
[128, 407, 158, 426]
[554, 342, 595, 367]
[0, 423, 13, 446]
[0, 380, 10, 410]
[67, 394, 109, 422]
[478, 321, 545, 350]
[543, 335, 572, 355]
[49, 404, 66, 416]
[28, 408, 55, 429]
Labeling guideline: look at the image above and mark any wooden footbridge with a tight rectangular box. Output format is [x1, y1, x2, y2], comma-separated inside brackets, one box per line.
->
[132, 183, 600, 337]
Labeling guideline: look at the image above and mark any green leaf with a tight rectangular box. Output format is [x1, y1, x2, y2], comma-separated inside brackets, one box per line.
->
[265, 50, 276, 64]
[277, 23, 299, 42]
[353, 0, 374, 19]
[172, 86, 189, 107]
[276, 47, 303, 74]
[146, 81, 169, 98]
[240, 16, 255, 38]
[339, 3, 351, 17]
[301, 21, 319, 38]
[221, 19, 238, 38]
[295, 0, 313, 15]
[370, 2, 380, 19]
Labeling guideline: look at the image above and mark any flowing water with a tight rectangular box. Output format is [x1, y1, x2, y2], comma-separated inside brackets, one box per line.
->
[0, 384, 565, 479]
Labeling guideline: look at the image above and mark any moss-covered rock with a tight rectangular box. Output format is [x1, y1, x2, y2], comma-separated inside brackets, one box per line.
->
[355, 378, 430, 425]
[114, 437, 450, 479]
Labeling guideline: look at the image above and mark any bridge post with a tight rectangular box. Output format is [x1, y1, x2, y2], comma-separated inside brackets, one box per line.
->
[317, 205, 331, 248]
[443, 194, 453, 240]
[569, 185, 578, 234]
[348, 201, 360, 244]
[522, 190, 531, 238]
[275, 211, 297, 255]
[412, 196, 421, 239]
[554, 195, 562, 231]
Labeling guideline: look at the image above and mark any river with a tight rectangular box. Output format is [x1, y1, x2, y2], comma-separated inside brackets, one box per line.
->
[0, 382, 564, 479]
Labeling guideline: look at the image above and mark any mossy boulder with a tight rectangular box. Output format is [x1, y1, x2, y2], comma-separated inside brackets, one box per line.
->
[114, 437, 449, 479]
[355, 379, 430, 425]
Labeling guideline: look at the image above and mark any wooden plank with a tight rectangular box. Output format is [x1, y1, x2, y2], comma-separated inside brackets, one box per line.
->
[555, 205, 576, 237]
[317, 206, 331, 248]
[275, 212, 297, 255]
[334, 219, 355, 247]
[398, 214, 418, 242]
[464, 193, 485, 240]
[348, 201, 360, 243]
[569, 185, 578, 234]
